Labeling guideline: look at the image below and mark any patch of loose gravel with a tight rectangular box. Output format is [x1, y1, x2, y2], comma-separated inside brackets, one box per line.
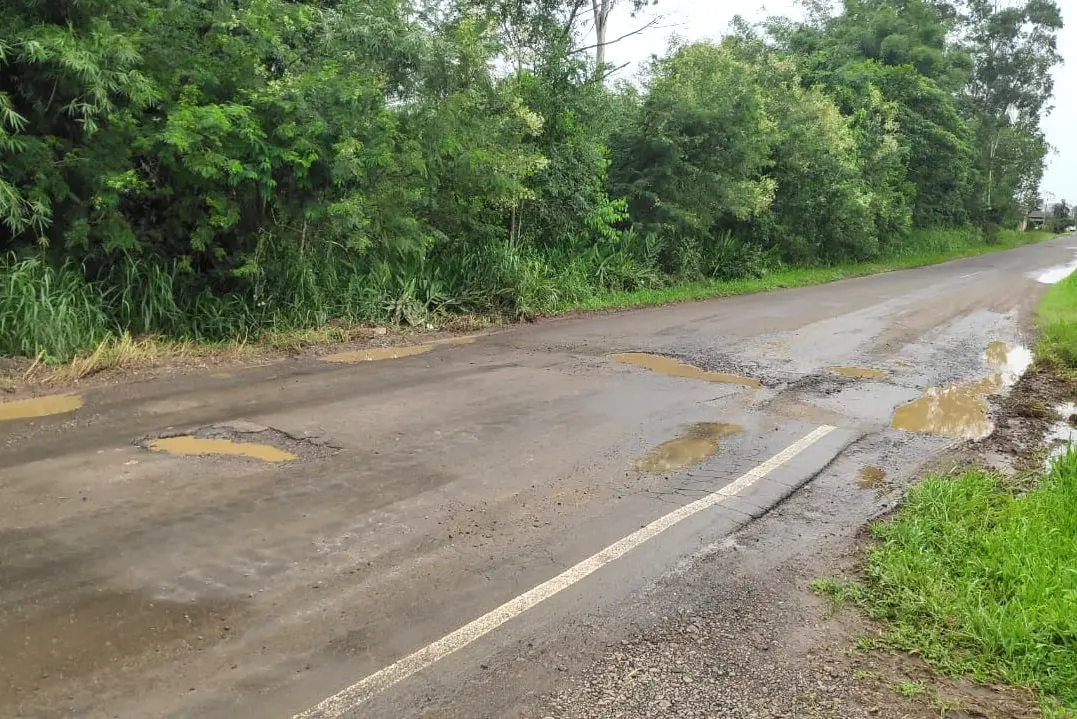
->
[538, 574, 1036, 718]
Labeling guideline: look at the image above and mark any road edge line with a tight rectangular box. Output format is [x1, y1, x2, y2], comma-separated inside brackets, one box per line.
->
[294, 424, 837, 718]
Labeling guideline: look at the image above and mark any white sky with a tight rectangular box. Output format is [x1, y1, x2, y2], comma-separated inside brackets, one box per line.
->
[605, 0, 1075, 204]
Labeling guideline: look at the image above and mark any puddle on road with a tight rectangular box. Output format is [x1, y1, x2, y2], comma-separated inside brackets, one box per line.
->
[0, 590, 238, 704]
[828, 366, 888, 380]
[0, 393, 82, 422]
[984, 340, 1010, 368]
[148, 436, 297, 462]
[1032, 256, 1077, 284]
[890, 341, 1033, 440]
[635, 422, 742, 474]
[612, 353, 761, 388]
[322, 344, 434, 363]
[857, 466, 886, 489]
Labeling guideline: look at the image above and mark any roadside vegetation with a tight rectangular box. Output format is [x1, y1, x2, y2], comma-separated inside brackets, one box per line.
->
[822, 271, 1077, 715]
[0, 0, 1065, 363]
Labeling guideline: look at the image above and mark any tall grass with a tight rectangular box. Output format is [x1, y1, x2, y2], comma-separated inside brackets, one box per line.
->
[0, 254, 112, 361]
[0, 228, 1058, 363]
[861, 457, 1077, 713]
[1038, 271, 1077, 372]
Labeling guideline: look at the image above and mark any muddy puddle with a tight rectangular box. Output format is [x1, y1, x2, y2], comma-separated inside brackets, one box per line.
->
[0, 393, 82, 422]
[635, 422, 742, 474]
[148, 436, 297, 462]
[857, 466, 886, 489]
[828, 366, 887, 380]
[890, 341, 1033, 440]
[613, 353, 761, 388]
[0, 590, 238, 705]
[322, 344, 434, 363]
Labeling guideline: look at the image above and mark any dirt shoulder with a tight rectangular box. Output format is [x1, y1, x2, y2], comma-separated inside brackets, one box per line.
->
[0, 321, 498, 400]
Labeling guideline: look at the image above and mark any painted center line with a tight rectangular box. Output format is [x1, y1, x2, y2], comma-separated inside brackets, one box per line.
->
[293, 424, 837, 718]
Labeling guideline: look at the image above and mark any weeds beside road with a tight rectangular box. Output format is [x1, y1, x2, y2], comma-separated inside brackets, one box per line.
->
[0, 230, 1056, 387]
[827, 269, 1077, 716]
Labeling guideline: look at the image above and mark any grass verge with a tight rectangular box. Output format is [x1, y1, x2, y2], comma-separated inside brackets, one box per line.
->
[1038, 271, 1077, 374]
[859, 461, 1077, 715]
[557, 230, 1057, 313]
[819, 257, 1077, 716]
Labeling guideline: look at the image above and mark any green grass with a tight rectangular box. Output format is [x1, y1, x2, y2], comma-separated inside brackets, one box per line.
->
[859, 460, 1077, 714]
[557, 229, 1056, 313]
[0, 229, 1057, 365]
[1038, 271, 1077, 373]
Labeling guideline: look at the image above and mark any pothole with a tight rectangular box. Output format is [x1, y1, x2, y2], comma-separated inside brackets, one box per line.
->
[612, 353, 762, 388]
[136, 422, 339, 462]
[634, 422, 742, 474]
[889, 341, 1033, 440]
[0, 393, 82, 422]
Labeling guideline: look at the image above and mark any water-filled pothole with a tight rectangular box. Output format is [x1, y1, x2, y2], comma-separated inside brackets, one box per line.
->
[148, 436, 297, 462]
[613, 353, 761, 388]
[889, 341, 1032, 440]
[635, 422, 742, 474]
[137, 421, 337, 462]
[0, 394, 82, 422]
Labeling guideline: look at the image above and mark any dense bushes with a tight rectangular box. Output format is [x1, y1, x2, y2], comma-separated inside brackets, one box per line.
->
[0, 0, 1064, 360]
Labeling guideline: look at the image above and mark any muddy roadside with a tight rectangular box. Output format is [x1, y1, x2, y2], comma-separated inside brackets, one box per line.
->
[530, 366, 1075, 719]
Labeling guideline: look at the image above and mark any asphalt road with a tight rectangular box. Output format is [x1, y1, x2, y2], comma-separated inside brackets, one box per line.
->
[2, 237, 1074, 719]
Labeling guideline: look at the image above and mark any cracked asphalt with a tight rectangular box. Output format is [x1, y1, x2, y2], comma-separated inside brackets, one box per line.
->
[2, 237, 1074, 718]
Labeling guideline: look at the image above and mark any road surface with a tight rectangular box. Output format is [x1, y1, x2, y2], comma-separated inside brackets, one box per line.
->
[2, 237, 1073, 718]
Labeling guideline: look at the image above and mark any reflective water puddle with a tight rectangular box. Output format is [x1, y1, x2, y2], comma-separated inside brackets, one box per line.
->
[635, 422, 742, 474]
[0, 394, 82, 422]
[148, 436, 296, 462]
[857, 466, 886, 489]
[828, 366, 887, 380]
[322, 344, 434, 363]
[890, 341, 1032, 439]
[1044, 402, 1077, 468]
[1033, 256, 1077, 284]
[612, 353, 761, 388]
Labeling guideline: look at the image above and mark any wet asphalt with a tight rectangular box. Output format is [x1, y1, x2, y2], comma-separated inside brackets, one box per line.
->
[1, 236, 1075, 718]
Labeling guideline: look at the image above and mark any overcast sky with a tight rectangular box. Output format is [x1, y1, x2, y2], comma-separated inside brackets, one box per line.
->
[604, 0, 1075, 204]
